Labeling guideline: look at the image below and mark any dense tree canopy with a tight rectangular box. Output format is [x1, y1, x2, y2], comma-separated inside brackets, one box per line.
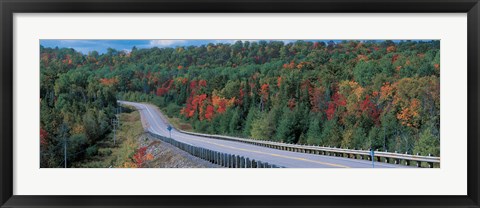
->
[40, 40, 440, 167]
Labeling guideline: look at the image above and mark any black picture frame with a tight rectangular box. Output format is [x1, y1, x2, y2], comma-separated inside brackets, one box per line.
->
[1, 0, 479, 207]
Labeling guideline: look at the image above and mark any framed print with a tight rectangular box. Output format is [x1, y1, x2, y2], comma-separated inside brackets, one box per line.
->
[1, 0, 479, 207]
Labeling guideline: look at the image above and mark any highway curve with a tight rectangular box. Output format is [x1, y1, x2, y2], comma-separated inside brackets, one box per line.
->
[120, 101, 411, 168]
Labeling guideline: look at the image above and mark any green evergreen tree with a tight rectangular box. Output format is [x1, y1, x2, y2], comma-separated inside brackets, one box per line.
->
[243, 107, 259, 137]
[306, 117, 322, 145]
[413, 127, 440, 156]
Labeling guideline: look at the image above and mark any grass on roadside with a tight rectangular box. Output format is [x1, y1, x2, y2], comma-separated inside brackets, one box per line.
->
[74, 108, 144, 168]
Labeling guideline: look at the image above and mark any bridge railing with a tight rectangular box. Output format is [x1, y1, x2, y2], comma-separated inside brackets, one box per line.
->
[147, 132, 284, 168]
[121, 101, 439, 168]
[177, 130, 440, 168]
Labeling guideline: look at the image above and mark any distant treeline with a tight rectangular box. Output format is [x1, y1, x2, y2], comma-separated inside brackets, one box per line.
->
[40, 40, 440, 167]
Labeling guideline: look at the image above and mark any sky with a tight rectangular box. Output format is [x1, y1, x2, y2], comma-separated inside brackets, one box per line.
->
[40, 39, 433, 54]
[39, 40, 296, 54]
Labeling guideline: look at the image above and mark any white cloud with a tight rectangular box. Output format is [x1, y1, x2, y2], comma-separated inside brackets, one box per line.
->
[215, 40, 294, 44]
[220, 40, 257, 43]
[213, 40, 236, 44]
[147, 39, 300, 48]
[149, 40, 187, 47]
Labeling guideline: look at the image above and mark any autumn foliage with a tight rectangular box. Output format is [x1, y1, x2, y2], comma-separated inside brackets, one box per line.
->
[40, 128, 48, 146]
[99, 77, 118, 86]
[40, 39, 441, 164]
[132, 146, 154, 168]
[156, 79, 174, 96]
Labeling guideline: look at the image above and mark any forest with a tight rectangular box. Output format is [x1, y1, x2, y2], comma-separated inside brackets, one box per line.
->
[40, 40, 440, 168]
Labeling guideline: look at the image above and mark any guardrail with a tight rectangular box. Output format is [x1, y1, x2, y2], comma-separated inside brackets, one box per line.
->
[147, 132, 283, 168]
[177, 130, 440, 168]
[120, 101, 439, 168]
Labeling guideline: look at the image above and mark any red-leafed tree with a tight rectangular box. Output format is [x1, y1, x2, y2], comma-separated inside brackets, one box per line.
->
[133, 147, 148, 167]
[189, 80, 198, 93]
[360, 95, 381, 124]
[40, 128, 48, 146]
[287, 98, 296, 110]
[156, 88, 168, 96]
[217, 100, 227, 113]
[325, 91, 346, 120]
[235, 88, 244, 105]
[198, 80, 207, 87]
[156, 79, 174, 96]
[332, 91, 346, 107]
[204, 105, 215, 120]
[326, 102, 336, 120]
[309, 86, 325, 113]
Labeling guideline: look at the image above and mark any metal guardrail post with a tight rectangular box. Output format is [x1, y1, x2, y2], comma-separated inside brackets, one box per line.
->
[427, 154, 434, 168]
[227, 154, 231, 167]
[240, 156, 245, 168]
[225, 153, 230, 168]
[219, 153, 223, 167]
[246, 158, 251, 168]
[415, 153, 421, 167]
[223, 153, 227, 167]
[210, 150, 214, 163]
[148, 127, 438, 168]
[393, 152, 399, 164]
[212, 151, 216, 164]
[236, 155, 241, 168]
[230, 155, 234, 168]
[145, 132, 286, 168]
[176, 129, 440, 168]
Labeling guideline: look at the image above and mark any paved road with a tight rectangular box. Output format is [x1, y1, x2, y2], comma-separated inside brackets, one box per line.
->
[120, 101, 411, 168]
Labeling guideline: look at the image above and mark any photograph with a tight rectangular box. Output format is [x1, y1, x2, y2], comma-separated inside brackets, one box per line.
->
[2, 0, 477, 206]
[39, 39, 440, 168]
